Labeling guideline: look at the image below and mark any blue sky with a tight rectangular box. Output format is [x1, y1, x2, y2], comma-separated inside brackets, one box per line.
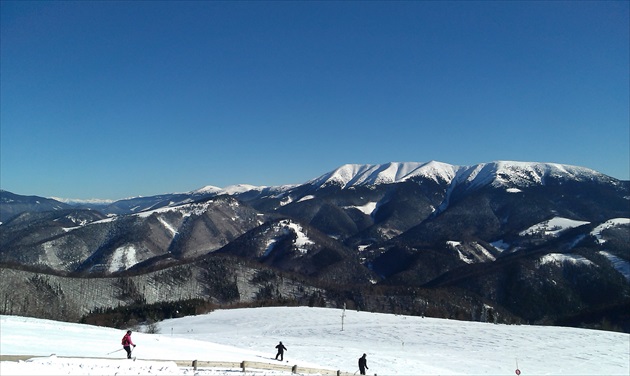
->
[1, 1, 628, 200]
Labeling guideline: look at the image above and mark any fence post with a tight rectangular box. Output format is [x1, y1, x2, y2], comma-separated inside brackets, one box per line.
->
[241, 361, 246, 372]
[337, 371, 341, 376]
[292, 364, 298, 373]
[192, 360, 197, 370]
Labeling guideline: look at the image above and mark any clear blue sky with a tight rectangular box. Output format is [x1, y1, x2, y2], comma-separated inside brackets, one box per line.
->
[1, 1, 628, 200]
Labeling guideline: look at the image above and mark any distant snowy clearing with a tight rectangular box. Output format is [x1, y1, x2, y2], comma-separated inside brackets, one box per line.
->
[591, 218, 630, 244]
[519, 217, 590, 237]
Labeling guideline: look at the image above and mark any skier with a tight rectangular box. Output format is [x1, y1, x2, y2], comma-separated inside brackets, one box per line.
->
[121, 330, 136, 359]
[275, 341, 287, 361]
[358, 353, 369, 375]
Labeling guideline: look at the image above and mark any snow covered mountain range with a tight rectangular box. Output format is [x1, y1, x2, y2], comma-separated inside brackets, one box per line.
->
[0, 160, 628, 331]
[1, 161, 617, 219]
[307, 160, 613, 189]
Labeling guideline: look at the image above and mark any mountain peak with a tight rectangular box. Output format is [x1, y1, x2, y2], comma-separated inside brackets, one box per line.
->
[308, 160, 615, 191]
[308, 162, 430, 189]
[458, 161, 611, 189]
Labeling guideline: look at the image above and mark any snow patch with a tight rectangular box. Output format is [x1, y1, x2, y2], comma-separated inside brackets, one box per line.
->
[158, 217, 178, 237]
[473, 242, 496, 261]
[591, 218, 630, 244]
[448, 241, 495, 263]
[344, 201, 377, 216]
[108, 245, 138, 273]
[520, 217, 590, 237]
[285, 221, 314, 253]
[265, 220, 314, 255]
[451, 244, 473, 264]
[539, 253, 594, 267]
[128, 201, 215, 219]
[279, 196, 293, 206]
[599, 251, 630, 282]
[263, 238, 277, 257]
[297, 195, 315, 203]
[491, 240, 510, 252]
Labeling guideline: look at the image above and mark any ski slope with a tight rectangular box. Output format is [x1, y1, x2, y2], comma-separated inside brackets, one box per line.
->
[1, 306, 628, 375]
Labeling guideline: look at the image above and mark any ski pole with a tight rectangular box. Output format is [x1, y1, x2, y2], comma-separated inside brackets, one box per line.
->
[107, 348, 123, 355]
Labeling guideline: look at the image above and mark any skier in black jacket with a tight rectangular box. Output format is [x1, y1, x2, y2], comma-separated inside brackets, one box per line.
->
[275, 341, 287, 361]
[358, 353, 368, 375]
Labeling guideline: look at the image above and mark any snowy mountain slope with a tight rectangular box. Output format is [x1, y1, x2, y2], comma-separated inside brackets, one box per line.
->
[490, 216, 629, 254]
[600, 251, 630, 282]
[307, 162, 427, 188]
[0, 196, 268, 274]
[591, 218, 630, 244]
[300, 161, 621, 224]
[306, 160, 614, 191]
[0, 190, 74, 223]
[216, 218, 375, 284]
[193, 184, 297, 197]
[2, 307, 629, 376]
[306, 161, 462, 189]
[452, 161, 612, 189]
[519, 216, 591, 237]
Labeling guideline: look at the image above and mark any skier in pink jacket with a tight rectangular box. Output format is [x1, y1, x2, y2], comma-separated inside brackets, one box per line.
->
[121, 330, 136, 359]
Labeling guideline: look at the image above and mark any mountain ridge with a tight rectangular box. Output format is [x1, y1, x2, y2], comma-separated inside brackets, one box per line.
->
[0, 159, 628, 331]
[0, 161, 620, 208]
[308, 160, 615, 191]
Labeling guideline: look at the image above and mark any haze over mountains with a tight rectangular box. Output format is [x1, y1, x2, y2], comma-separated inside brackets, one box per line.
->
[0, 160, 628, 332]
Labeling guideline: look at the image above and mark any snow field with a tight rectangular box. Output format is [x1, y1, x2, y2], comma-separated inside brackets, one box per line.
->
[1, 306, 629, 375]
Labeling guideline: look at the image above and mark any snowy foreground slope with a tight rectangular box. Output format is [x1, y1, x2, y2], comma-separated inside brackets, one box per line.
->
[1, 307, 629, 375]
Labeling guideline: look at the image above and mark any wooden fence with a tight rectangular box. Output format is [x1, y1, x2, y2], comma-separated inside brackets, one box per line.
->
[0, 355, 358, 375]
